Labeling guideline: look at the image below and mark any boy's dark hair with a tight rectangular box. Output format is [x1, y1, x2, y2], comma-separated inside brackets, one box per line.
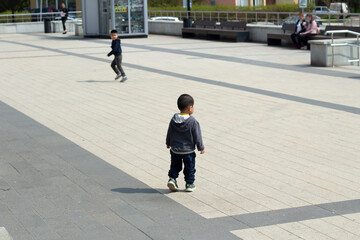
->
[177, 94, 194, 111]
[111, 29, 118, 34]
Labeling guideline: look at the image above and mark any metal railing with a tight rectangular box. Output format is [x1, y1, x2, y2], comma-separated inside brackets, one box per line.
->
[0, 11, 82, 24]
[325, 30, 360, 67]
[148, 10, 360, 26]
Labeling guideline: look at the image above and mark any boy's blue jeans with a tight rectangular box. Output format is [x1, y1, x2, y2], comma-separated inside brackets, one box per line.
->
[168, 151, 196, 184]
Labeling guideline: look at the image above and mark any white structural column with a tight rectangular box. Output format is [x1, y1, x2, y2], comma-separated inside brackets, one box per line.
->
[110, 0, 116, 30]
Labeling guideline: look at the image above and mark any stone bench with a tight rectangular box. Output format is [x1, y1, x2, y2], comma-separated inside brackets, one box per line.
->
[75, 23, 83, 36]
[182, 20, 249, 42]
[309, 38, 360, 67]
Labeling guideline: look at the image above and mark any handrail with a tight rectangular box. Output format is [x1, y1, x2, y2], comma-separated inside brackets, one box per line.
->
[148, 10, 360, 16]
[148, 10, 360, 25]
[0, 11, 82, 23]
[325, 30, 360, 37]
[0, 11, 81, 17]
[325, 30, 360, 67]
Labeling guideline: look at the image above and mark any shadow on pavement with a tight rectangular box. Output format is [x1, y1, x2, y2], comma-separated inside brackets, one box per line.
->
[77, 80, 116, 83]
[111, 187, 161, 194]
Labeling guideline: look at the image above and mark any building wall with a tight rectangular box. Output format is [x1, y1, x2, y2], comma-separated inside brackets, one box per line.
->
[216, 0, 237, 6]
[276, 0, 298, 4]
[76, 0, 82, 11]
[204, 0, 266, 6]
[30, 0, 37, 8]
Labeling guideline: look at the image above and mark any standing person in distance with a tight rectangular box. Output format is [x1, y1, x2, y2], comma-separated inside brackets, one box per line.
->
[107, 30, 128, 82]
[59, 2, 68, 34]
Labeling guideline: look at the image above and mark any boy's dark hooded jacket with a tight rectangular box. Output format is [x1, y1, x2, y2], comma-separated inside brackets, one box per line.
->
[166, 114, 204, 154]
[108, 38, 122, 56]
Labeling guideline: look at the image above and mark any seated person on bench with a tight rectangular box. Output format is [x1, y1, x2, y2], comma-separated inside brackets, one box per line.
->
[291, 13, 306, 49]
[298, 14, 319, 50]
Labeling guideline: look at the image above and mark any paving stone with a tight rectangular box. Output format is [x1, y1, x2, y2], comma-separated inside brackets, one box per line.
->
[0, 33, 359, 239]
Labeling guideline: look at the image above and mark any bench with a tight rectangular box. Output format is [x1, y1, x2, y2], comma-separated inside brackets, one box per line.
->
[182, 20, 249, 42]
[267, 23, 296, 45]
[267, 23, 360, 46]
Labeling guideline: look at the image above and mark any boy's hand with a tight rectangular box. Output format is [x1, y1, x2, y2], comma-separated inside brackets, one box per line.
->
[166, 145, 170, 149]
[200, 149, 205, 154]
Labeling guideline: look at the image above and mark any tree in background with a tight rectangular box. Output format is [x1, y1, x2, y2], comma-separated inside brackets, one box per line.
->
[0, 0, 29, 20]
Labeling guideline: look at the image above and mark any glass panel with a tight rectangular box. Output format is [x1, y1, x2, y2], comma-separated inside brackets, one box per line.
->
[237, 0, 248, 7]
[130, 0, 145, 33]
[114, 0, 129, 34]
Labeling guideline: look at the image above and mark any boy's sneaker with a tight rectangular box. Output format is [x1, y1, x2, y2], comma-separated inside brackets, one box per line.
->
[115, 74, 122, 80]
[167, 178, 178, 192]
[185, 183, 196, 192]
[120, 75, 128, 82]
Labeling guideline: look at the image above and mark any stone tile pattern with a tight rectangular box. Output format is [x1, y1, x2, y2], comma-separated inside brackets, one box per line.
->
[0, 101, 240, 240]
[0, 33, 360, 239]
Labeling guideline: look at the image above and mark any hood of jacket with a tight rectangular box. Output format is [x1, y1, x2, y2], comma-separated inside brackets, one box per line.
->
[170, 113, 194, 133]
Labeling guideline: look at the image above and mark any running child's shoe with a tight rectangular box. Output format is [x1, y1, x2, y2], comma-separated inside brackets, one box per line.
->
[115, 74, 122, 80]
[120, 75, 128, 82]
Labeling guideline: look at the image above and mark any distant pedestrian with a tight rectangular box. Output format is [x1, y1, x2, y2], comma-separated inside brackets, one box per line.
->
[59, 2, 68, 34]
[166, 94, 205, 192]
[107, 30, 127, 82]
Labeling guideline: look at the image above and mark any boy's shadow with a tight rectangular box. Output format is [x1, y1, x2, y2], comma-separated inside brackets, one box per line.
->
[111, 188, 184, 194]
[77, 80, 116, 83]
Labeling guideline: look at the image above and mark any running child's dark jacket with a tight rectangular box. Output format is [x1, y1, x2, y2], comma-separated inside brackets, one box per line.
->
[108, 38, 122, 56]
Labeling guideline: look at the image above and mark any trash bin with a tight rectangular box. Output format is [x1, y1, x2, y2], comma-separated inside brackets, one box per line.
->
[183, 18, 192, 28]
[44, 19, 51, 33]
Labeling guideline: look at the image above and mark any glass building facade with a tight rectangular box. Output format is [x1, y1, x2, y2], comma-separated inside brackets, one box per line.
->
[83, 0, 148, 37]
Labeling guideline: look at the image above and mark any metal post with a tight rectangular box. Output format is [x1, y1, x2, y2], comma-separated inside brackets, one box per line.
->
[356, 35, 360, 66]
[265, 13, 269, 24]
[56, 0, 58, 9]
[187, 0, 191, 19]
[332, 33, 334, 67]
[40, 0, 43, 21]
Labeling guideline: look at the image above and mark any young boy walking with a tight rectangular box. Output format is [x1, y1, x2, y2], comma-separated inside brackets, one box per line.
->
[166, 94, 205, 192]
[107, 30, 127, 82]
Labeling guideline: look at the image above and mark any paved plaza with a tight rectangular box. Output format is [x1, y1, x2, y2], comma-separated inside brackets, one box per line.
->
[0, 33, 360, 240]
